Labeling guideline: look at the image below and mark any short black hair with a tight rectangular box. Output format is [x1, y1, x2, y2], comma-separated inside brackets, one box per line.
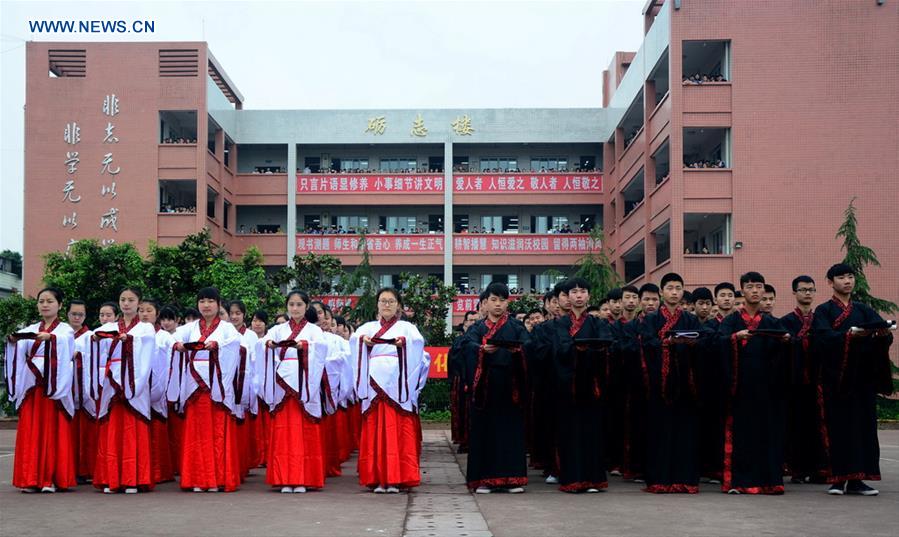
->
[660, 272, 684, 289]
[99, 301, 120, 315]
[739, 272, 766, 287]
[526, 308, 544, 317]
[692, 287, 713, 302]
[714, 282, 736, 296]
[68, 299, 86, 310]
[542, 291, 554, 303]
[826, 263, 855, 281]
[228, 299, 247, 316]
[791, 275, 815, 292]
[184, 307, 201, 319]
[551, 281, 567, 298]
[639, 283, 660, 298]
[682, 290, 694, 303]
[478, 289, 490, 302]
[252, 309, 269, 324]
[485, 282, 510, 299]
[763, 284, 776, 296]
[585, 305, 599, 313]
[159, 305, 179, 322]
[622, 285, 639, 296]
[598, 297, 610, 306]
[606, 288, 623, 301]
[734, 291, 744, 298]
[334, 315, 347, 327]
[197, 287, 221, 305]
[463, 310, 478, 321]
[560, 277, 590, 294]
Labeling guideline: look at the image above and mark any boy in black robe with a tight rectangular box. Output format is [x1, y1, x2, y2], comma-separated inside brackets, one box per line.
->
[461, 283, 530, 493]
[717, 272, 791, 494]
[813, 263, 894, 496]
[634, 273, 705, 493]
[532, 277, 612, 492]
[779, 275, 823, 483]
[449, 310, 478, 452]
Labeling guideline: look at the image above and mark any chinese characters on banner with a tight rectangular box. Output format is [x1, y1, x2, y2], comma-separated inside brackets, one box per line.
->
[453, 173, 603, 193]
[298, 174, 445, 193]
[452, 294, 524, 314]
[61, 93, 123, 252]
[297, 235, 445, 254]
[453, 234, 596, 254]
[312, 295, 361, 311]
[296, 173, 602, 194]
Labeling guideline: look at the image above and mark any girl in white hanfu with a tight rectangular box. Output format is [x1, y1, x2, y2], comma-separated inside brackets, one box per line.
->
[350, 288, 429, 493]
[5, 287, 76, 493]
[255, 290, 328, 493]
[227, 299, 259, 476]
[170, 287, 242, 492]
[67, 299, 95, 483]
[138, 298, 176, 484]
[92, 287, 157, 494]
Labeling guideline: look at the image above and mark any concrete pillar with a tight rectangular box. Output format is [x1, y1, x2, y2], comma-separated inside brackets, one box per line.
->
[443, 142, 454, 334]
[287, 144, 297, 265]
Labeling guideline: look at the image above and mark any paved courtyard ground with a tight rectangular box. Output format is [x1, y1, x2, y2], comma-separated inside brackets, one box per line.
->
[1, 428, 896, 537]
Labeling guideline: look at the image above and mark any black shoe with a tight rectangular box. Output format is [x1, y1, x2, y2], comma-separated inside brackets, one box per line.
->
[827, 482, 846, 495]
[846, 480, 878, 496]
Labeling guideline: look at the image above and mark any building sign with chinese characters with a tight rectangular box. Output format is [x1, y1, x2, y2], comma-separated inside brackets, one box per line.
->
[297, 234, 445, 254]
[453, 234, 597, 254]
[453, 173, 603, 193]
[59, 93, 124, 252]
[297, 174, 445, 193]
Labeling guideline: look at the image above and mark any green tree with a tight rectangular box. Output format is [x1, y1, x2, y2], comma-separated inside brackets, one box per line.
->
[271, 252, 344, 296]
[196, 247, 281, 315]
[0, 293, 39, 416]
[397, 272, 456, 346]
[43, 240, 146, 316]
[339, 233, 379, 326]
[0, 250, 23, 277]
[836, 198, 898, 314]
[509, 293, 542, 315]
[574, 227, 621, 306]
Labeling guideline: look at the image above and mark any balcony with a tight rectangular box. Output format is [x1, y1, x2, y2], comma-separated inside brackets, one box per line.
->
[234, 173, 288, 204]
[683, 168, 732, 200]
[157, 212, 197, 245]
[453, 172, 603, 205]
[158, 144, 197, 174]
[298, 173, 445, 206]
[683, 254, 734, 287]
[232, 233, 288, 266]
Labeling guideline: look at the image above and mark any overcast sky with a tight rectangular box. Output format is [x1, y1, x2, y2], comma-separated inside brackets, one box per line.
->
[0, 0, 646, 253]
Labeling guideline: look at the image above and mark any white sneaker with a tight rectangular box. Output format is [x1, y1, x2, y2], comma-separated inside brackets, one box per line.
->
[41, 485, 57, 493]
[633, 478, 645, 484]
[292, 486, 306, 493]
[193, 487, 205, 493]
[124, 488, 138, 494]
[373, 486, 386, 494]
[727, 488, 741, 495]
[386, 486, 400, 494]
[207, 487, 219, 493]
[709, 479, 721, 485]
[280, 486, 293, 493]
[103, 487, 114, 494]
[610, 470, 622, 476]
[544, 475, 559, 484]
[507, 487, 525, 494]
[475, 487, 492, 494]
[586, 488, 600, 493]
[21, 487, 39, 493]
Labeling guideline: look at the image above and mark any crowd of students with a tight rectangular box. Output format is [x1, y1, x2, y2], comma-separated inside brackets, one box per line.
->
[5, 286, 430, 494]
[448, 263, 894, 496]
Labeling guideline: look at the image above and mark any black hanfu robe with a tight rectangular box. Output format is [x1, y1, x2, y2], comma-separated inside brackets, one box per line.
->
[697, 315, 727, 481]
[780, 308, 824, 480]
[602, 316, 630, 474]
[718, 310, 791, 494]
[812, 298, 894, 484]
[616, 316, 647, 480]
[526, 321, 558, 476]
[448, 333, 469, 450]
[461, 314, 531, 490]
[635, 307, 704, 493]
[536, 312, 612, 492]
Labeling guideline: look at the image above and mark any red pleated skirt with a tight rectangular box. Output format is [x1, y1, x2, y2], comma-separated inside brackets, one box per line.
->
[74, 408, 98, 479]
[334, 406, 352, 462]
[349, 402, 362, 451]
[255, 397, 270, 467]
[235, 417, 252, 477]
[13, 386, 77, 490]
[179, 391, 241, 491]
[245, 412, 263, 469]
[150, 414, 174, 483]
[266, 398, 324, 488]
[319, 413, 342, 477]
[357, 397, 421, 489]
[93, 398, 154, 491]
[167, 402, 184, 475]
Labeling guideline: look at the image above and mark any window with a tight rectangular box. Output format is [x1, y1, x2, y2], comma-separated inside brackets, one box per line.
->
[428, 214, 444, 233]
[453, 214, 470, 233]
[158, 180, 196, 213]
[534, 272, 566, 293]
[683, 128, 730, 168]
[530, 216, 569, 234]
[622, 169, 645, 217]
[159, 111, 198, 143]
[339, 158, 369, 171]
[453, 272, 471, 293]
[684, 213, 731, 254]
[304, 214, 321, 231]
[382, 216, 417, 233]
[379, 158, 418, 172]
[653, 221, 671, 265]
[223, 200, 231, 231]
[331, 216, 369, 232]
[652, 140, 671, 185]
[480, 216, 501, 233]
[49, 49, 86, 77]
[682, 40, 731, 83]
[206, 186, 218, 219]
[530, 158, 568, 172]
[479, 157, 518, 172]
[623, 240, 646, 283]
[304, 157, 321, 173]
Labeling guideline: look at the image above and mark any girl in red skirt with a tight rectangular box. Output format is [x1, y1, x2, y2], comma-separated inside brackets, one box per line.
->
[137, 298, 176, 484]
[5, 287, 77, 493]
[350, 288, 430, 493]
[92, 287, 157, 494]
[257, 290, 328, 493]
[67, 299, 95, 483]
[170, 287, 242, 492]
